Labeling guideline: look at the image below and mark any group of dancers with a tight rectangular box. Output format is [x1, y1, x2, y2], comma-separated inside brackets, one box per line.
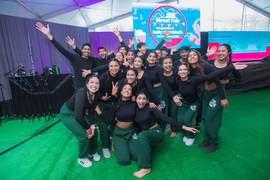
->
[36, 22, 247, 178]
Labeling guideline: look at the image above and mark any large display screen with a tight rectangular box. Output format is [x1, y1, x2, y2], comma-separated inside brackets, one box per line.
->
[208, 31, 270, 61]
[132, 3, 201, 50]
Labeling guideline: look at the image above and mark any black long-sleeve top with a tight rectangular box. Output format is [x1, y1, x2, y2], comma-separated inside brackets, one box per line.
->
[207, 59, 241, 83]
[135, 105, 183, 130]
[74, 47, 114, 76]
[138, 72, 160, 105]
[178, 64, 235, 103]
[65, 88, 101, 129]
[145, 65, 175, 98]
[50, 38, 96, 87]
[163, 72, 179, 92]
[99, 71, 123, 103]
[99, 99, 137, 126]
[189, 63, 226, 100]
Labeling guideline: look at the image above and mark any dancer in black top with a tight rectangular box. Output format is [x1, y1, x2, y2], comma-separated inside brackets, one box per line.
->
[176, 62, 247, 146]
[60, 75, 101, 168]
[95, 59, 123, 158]
[133, 91, 199, 178]
[145, 52, 181, 130]
[161, 57, 179, 137]
[36, 22, 105, 89]
[133, 56, 161, 110]
[95, 84, 138, 165]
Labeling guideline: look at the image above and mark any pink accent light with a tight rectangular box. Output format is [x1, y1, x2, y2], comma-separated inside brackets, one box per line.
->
[208, 43, 270, 61]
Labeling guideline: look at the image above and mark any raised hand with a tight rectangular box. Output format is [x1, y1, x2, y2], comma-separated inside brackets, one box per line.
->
[233, 62, 248, 70]
[149, 102, 157, 108]
[137, 51, 142, 56]
[101, 93, 111, 101]
[164, 28, 171, 39]
[206, 46, 217, 57]
[108, 50, 115, 55]
[65, 36, 76, 49]
[36, 22, 50, 35]
[111, 82, 119, 96]
[170, 47, 178, 55]
[129, 38, 135, 46]
[36, 22, 53, 40]
[81, 69, 91, 78]
[123, 55, 129, 67]
[112, 27, 120, 37]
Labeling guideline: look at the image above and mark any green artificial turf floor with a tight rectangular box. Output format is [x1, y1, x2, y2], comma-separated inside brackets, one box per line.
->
[0, 90, 270, 180]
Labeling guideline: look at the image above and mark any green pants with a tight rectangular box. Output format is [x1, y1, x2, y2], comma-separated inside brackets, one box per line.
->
[149, 85, 169, 131]
[170, 90, 180, 133]
[138, 126, 164, 169]
[60, 103, 98, 159]
[202, 88, 224, 144]
[113, 124, 138, 165]
[177, 99, 201, 138]
[95, 101, 111, 148]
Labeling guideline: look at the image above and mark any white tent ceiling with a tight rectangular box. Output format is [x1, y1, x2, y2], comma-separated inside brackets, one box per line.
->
[0, 0, 269, 30]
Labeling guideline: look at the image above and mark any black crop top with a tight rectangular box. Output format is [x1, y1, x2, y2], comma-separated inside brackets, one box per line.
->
[99, 99, 137, 126]
[135, 105, 183, 130]
[189, 63, 226, 100]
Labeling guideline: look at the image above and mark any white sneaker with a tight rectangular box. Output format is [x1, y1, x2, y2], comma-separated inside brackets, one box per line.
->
[185, 138, 195, 146]
[78, 158, 92, 168]
[102, 148, 111, 158]
[89, 152, 101, 161]
[183, 136, 188, 142]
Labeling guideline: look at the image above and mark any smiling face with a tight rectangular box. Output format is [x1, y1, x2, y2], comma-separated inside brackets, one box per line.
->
[98, 48, 107, 59]
[119, 47, 127, 55]
[162, 50, 168, 58]
[127, 51, 135, 64]
[147, 53, 156, 65]
[134, 57, 144, 69]
[217, 45, 230, 61]
[82, 45, 91, 58]
[115, 52, 124, 64]
[180, 50, 189, 59]
[162, 58, 173, 72]
[188, 51, 199, 65]
[126, 70, 137, 84]
[121, 84, 132, 98]
[136, 94, 147, 109]
[86, 77, 100, 93]
[109, 61, 119, 76]
[178, 64, 189, 78]
[138, 45, 147, 55]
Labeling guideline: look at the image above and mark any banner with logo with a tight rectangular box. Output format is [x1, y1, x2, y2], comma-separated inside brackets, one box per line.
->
[132, 3, 200, 50]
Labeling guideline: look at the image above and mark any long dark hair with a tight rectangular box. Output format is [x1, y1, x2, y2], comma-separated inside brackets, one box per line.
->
[135, 56, 146, 70]
[85, 75, 99, 103]
[145, 51, 158, 69]
[106, 58, 121, 81]
[219, 44, 232, 64]
[116, 83, 132, 110]
[186, 49, 207, 76]
[176, 63, 190, 83]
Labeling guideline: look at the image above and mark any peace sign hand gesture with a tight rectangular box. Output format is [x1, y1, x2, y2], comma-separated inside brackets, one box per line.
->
[101, 93, 111, 101]
[111, 82, 119, 96]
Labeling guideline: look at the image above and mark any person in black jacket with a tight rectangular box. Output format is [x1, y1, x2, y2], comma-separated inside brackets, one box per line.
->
[59, 75, 101, 168]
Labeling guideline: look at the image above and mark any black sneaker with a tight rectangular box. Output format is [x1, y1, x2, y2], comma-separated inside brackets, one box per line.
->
[197, 140, 210, 148]
[206, 143, 219, 153]
[193, 121, 201, 127]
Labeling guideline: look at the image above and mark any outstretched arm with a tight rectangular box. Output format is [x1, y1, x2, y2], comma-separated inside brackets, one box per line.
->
[154, 28, 171, 50]
[36, 22, 76, 62]
[65, 36, 83, 56]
